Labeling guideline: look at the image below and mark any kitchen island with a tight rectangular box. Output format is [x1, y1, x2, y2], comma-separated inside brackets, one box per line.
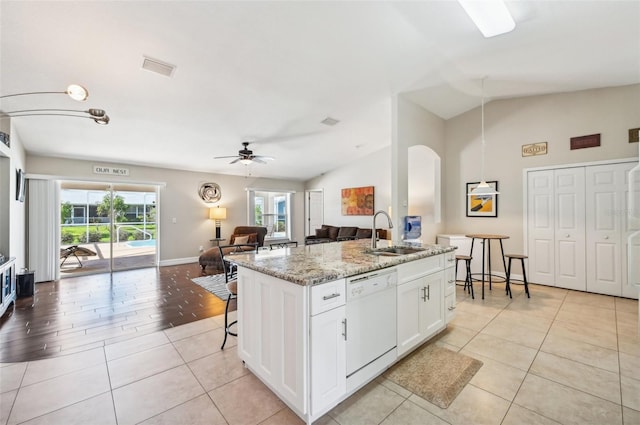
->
[230, 239, 456, 424]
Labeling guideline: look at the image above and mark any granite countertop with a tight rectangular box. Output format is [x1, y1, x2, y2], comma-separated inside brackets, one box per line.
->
[228, 239, 455, 286]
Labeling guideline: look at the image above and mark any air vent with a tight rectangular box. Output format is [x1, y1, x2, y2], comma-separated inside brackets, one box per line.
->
[142, 56, 176, 77]
[321, 116, 340, 126]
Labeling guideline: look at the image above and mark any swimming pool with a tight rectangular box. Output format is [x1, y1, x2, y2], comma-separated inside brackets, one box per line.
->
[126, 239, 157, 248]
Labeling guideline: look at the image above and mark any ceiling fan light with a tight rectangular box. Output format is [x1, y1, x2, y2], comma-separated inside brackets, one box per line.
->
[66, 84, 88, 101]
[458, 0, 515, 38]
[240, 158, 252, 165]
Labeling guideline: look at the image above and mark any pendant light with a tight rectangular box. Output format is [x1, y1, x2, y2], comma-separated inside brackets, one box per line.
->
[469, 78, 499, 196]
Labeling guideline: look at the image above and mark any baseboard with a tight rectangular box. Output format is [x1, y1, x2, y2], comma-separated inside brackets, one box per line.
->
[158, 256, 198, 267]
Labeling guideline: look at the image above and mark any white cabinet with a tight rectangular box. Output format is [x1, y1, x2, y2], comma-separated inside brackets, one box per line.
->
[396, 257, 446, 357]
[444, 262, 456, 323]
[437, 234, 479, 281]
[310, 304, 346, 416]
[237, 268, 308, 415]
[0, 258, 16, 318]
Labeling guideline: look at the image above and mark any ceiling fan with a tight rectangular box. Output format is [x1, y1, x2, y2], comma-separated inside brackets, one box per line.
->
[214, 141, 275, 165]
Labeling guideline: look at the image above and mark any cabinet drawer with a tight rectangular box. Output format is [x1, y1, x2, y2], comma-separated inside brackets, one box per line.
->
[443, 251, 456, 269]
[444, 267, 456, 296]
[445, 293, 456, 323]
[398, 255, 443, 282]
[310, 279, 346, 315]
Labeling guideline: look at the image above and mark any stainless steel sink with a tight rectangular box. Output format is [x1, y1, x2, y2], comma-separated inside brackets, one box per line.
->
[365, 246, 425, 256]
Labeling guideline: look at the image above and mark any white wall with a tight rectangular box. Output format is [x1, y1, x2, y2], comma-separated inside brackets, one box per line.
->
[25, 155, 304, 265]
[395, 95, 446, 244]
[444, 84, 640, 262]
[0, 117, 27, 270]
[305, 147, 391, 231]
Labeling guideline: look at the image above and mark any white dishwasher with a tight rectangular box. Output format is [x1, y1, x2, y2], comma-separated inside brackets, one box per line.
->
[345, 268, 397, 377]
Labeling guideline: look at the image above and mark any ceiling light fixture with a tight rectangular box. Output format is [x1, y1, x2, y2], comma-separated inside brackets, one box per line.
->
[0, 84, 89, 101]
[457, 0, 516, 38]
[469, 78, 499, 197]
[0, 85, 109, 124]
[3, 108, 110, 125]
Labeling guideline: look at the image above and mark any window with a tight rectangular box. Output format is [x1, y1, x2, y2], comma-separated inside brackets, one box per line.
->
[248, 189, 293, 240]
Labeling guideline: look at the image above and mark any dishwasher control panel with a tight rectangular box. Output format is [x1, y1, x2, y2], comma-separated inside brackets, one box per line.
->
[347, 269, 397, 300]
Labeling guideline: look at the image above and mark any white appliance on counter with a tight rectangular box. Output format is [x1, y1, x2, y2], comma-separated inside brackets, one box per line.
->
[628, 138, 640, 319]
[345, 268, 397, 386]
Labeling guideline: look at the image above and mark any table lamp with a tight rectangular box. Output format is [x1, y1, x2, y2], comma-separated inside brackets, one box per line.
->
[209, 207, 227, 239]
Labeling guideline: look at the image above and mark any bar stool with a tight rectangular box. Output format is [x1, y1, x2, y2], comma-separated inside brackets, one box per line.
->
[220, 280, 237, 349]
[455, 255, 474, 299]
[505, 254, 530, 299]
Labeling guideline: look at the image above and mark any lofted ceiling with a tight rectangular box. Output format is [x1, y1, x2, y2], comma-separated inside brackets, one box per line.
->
[1, 1, 638, 181]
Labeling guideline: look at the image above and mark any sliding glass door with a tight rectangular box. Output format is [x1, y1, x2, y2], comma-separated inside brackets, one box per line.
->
[59, 182, 158, 276]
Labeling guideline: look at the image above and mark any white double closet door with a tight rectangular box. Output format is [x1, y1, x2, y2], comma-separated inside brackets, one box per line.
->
[527, 161, 637, 298]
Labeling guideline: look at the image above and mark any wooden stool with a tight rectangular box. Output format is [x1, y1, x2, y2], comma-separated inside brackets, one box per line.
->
[505, 254, 530, 299]
[221, 280, 238, 349]
[455, 255, 474, 299]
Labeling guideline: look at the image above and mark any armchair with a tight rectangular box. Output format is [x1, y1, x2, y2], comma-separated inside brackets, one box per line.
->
[198, 226, 267, 271]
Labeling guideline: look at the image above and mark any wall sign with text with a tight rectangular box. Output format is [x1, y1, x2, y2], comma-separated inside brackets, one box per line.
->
[93, 165, 130, 176]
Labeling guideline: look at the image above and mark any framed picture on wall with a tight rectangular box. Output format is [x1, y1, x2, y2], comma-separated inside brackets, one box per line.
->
[466, 181, 498, 217]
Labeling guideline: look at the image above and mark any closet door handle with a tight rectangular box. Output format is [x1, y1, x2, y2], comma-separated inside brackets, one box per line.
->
[421, 287, 427, 302]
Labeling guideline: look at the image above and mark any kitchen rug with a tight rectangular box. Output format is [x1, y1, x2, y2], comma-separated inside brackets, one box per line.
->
[383, 343, 483, 409]
[191, 274, 231, 301]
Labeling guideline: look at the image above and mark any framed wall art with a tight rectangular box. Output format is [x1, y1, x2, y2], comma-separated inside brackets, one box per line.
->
[466, 181, 498, 217]
[341, 186, 374, 215]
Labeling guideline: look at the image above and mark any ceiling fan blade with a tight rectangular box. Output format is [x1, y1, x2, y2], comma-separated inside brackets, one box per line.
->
[229, 158, 242, 164]
[251, 157, 267, 164]
[253, 155, 274, 161]
[214, 155, 240, 159]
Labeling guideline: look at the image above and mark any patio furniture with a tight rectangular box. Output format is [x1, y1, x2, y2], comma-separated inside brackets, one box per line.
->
[60, 245, 97, 267]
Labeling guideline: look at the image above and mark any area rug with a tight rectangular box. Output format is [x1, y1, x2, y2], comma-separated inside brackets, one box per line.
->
[383, 343, 483, 409]
[190, 274, 230, 301]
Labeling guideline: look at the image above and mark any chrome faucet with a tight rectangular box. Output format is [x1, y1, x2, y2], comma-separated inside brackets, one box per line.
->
[372, 210, 394, 249]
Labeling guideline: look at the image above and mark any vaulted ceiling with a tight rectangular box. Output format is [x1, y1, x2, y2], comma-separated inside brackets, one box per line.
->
[1, 1, 638, 181]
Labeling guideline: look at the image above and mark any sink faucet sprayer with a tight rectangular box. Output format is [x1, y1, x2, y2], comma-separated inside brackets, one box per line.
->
[372, 210, 393, 249]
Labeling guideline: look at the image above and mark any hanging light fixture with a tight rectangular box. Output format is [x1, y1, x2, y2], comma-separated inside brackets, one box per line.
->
[0, 84, 109, 124]
[0, 84, 89, 101]
[3, 108, 110, 125]
[469, 78, 499, 196]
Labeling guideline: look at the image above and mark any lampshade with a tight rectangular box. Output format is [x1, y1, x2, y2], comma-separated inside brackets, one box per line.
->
[209, 207, 227, 220]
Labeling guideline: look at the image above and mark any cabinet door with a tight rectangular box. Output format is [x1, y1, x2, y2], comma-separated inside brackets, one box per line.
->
[310, 305, 346, 416]
[421, 271, 444, 339]
[397, 278, 423, 357]
[397, 270, 445, 357]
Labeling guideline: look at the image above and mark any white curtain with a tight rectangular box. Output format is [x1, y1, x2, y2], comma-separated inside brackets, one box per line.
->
[28, 179, 59, 282]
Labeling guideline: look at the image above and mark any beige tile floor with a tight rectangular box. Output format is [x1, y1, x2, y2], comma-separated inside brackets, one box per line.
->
[1, 282, 638, 425]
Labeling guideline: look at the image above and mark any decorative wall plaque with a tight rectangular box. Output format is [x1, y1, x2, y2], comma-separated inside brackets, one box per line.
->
[522, 142, 547, 157]
[630, 128, 639, 143]
[570, 133, 600, 150]
[199, 182, 222, 203]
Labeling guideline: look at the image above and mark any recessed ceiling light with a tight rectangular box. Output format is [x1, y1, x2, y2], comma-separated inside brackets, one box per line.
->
[321, 117, 340, 126]
[142, 56, 176, 77]
[458, 0, 516, 38]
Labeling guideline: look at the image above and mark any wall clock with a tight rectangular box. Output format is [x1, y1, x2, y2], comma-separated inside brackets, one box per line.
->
[199, 182, 222, 203]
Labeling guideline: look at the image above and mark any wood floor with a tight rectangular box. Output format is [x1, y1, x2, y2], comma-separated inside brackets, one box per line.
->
[0, 263, 227, 363]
